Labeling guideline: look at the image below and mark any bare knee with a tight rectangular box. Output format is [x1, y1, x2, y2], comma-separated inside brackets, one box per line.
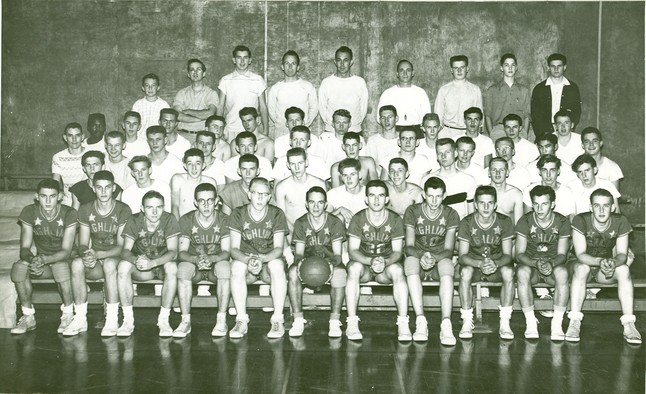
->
[71, 258, 85, 275]
[460, 266, 474, 281]
[117, 261, 133, 278]
[552, 265, 569, 284]
[347, 262, 364, 279]
[516, 265, 532, 283]
[572, 262, 590, 279]
[500, 265, 514, 283]
[163, 262, 177, 277]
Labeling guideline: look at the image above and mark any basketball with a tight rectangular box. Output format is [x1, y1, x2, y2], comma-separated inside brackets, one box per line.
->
[299, 256, 332, 287]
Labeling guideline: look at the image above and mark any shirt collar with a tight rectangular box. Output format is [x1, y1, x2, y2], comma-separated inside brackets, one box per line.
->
[546, 76, 570, 86]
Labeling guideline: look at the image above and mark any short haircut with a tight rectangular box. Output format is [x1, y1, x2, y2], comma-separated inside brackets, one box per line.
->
[399, 127, 418, 137]
[306, 186, 327, 202]
[183, 148, 205, 163]
[456, 136, 476, 150]
[365, 179, 389, 197]
[475, 185, 497, 203]
[547, 53, 567, 65]
[489, 156, 509, 169]
[436, 138, 457, 150]
[379, 105, 397, 116]
[82, 150, 106, 165]
[332, 109, 352, 121]
[187, 58, 206, 72]
[502, 113, 523, 126]
[529, 185, 556, 203]
[495, 136, 515, 148]
[535, 133, 558, 146]
[580, 126, 603, 142]
[160, 108, 179, 120]
[571, 154, 597, 172]
[93, 170, 115, 184]
[141, 73, 159, 85]
[290, 125, 311, 138]
[590, 188, 613, 203]
[142, 190, 164, 205]
[238, 153, 259, 168]
[239, 107, 258, 118]
[282, 50, 300, 64]
[450, 55, 469, 67]
[235, 131, 256, 145]
[285, 106, 305, 120]
[124, 111, 141, 123]
[146, 125, 167, 137]
[196, 131, 216, 143]
[65, 122, 83, 134]
[88, 113, 106, 129]
[343, 131, 361, 144]
[335, 46, 353, 59]
[423, 176, 446, 193]
[389, 157, 409, 171]
[338, 158, 361, 173]
[500, 53, 517, 66]
[422, 113, 441, 124]
[463, 106, 483, 119]
[536, 154, 561, 170]
[396, 59, 413, 70]
[104, 130, 125, 142]
[286, 147, 307, 161]
[249, 177, 270, 191]
[194, 182, 217, 200]
[233, 45, 251, 57]
[128, 155, 151, 170]
[38, 178, 61, 193]
[553, 109, 573, 123]
[205, 115, 226, 128]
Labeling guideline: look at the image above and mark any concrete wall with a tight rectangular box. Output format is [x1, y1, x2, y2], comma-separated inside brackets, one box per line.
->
[2, 1, 644, 211]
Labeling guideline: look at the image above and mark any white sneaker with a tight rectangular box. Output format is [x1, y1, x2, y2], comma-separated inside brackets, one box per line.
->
[116, 320, 135, 337]
[157, 319, 173, 337]
[565, 319, 581, 342]
[459, 318, 474, 339]
[101, 316, 119, 337]
[229, 319, 249, 339]
[440, 319, 456, 346]
[539, 294, 555, 318]
[412, 316, 428, 342]
[328, 319, 342, 338]
[623, 322, 642, 345]
[289, 317, 306, 337]
[550, 321, 566, 341]
[172, 320, 191, 338]
[524, 318, 539, 339]
[267, 317, 285, 339]
[58, 313, 74, 334]
[212, 315, 228, 337]
[346, 317, 363, 341]
[62, 315, 88, 337]
[499, 319, 515, 340]
[11, 314, 36, 334]
[397, 316, 413, 342]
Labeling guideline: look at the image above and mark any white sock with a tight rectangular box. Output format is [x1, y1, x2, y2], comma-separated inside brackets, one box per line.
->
[22, 306, 35, 316]
[74, 302, 88, 317]
[159, 306, 171, 320]
[122, 305, 134, 322]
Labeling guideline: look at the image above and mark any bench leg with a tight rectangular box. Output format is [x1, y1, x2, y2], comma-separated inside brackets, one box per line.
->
[473, 283, 493, 334]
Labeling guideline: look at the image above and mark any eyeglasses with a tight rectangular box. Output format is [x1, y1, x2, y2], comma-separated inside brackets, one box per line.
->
[250, 191, 271, 198]
[197, 198, 216, 206]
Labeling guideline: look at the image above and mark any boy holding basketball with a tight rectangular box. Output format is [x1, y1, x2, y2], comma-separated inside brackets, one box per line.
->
[288, 186, 346, 338]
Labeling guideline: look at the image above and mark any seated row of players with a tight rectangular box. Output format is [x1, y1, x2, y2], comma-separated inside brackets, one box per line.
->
[11, 169, 641, 346]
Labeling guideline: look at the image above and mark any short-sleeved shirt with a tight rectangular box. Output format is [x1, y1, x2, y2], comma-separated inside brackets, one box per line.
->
[404, 204, 460, 255]
[292, 213, 346, 260]
[348, 209, 405, 258]
[173, 86, 220, 132]
[515, 212, 571, 260]
[70, 180, 123, 206]
[19, 204, 77, 255]
[122, 211, 180, 258]
[219, 70, 267, 135]
[571, 212, 632, 258]
[179, 210, 229, 256]
[77, 201, 132, 252]
[150, 153, 184, 185]
[228, 205, 288, 255]
[220, 180, 250, 212]
[458, 212, 514, 260]
[51, 148, 86, 206]
[132, 97, 171, 138]
[567, 178, 621, 215]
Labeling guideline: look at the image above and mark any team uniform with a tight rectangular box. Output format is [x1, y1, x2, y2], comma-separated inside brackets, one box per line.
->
[70, 181, 124, 206]
[516, 212, 571, 280]
[179, 210, 230, 281]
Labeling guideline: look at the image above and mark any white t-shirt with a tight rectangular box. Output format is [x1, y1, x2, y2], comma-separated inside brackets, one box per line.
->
[460, 132, 495, 168]
[318, 75, 369, 132]
[507, 164, 532, 192]
[512, 138, 540, 168]
[556, 133, 584, 165]
[165, 134, 192, 160]
[150, 153, 184, 185]
[327, 185, 367, 225]
[523, 182, 576, 217]
[122, 138, 150, 159]
[218, 70, 267, 136]
[105, 157, 134, 190]
[377, 85, 431, 126]
[458, 163, 489, 186]
[567, 178, 621, 214]
[121, 179, 171, 213]
[364, 133, 401, 167]
[202, 158, 226, 186]
[596, 156, 624, 183]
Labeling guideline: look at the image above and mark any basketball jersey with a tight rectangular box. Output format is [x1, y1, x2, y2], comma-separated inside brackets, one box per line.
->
[515, 212, 571, 260]
[457, 212, 514, 260]
[292, 213, 346, 259]
[122, 211, 180, 258]
[179, 210, 230, 256]
[77, 201, 132, 252]
[19, 204, 77, 255]
[348, 209, 404, 258]
[571, 212, 632, 258]
[228, 204, 288, 255]
[404, 204, 460, 255]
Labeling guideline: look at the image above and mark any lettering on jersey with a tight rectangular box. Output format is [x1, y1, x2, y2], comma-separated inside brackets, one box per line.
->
[33, 217, 66, 238]
[470, 225, 502, 248]
[134, 229, 167, 258]
[529, 225, 559, 245]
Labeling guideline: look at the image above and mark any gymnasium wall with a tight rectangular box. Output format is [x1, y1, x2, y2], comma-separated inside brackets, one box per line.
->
[2, 1, 644, 212]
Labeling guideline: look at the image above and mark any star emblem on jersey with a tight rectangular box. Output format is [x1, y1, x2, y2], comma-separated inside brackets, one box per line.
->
[324, 228, 330, 236]
[471, 228, 478, 236]
[417, 216, 424, 225]
[530, 225, 537, 234]
[88, 214, 96, 222]
[111, 215, 119, 223]
[213, 225, 220, 234]
[192, 226, 198, 234]
[552, 228, 559, 235]
[494, 226, 502, 235]
[265, 220, 273, 229]
[57, 219, 64, 227]
[362, 223, 370, 233]
[587, 231, 595, 238]
[439, 217, 446, 226]
[34, 217, 42, 226]
[305, 228, 313, 237]
[609, 230, 616, 237]
[139, 229, 147, 238]
[384, 224, 392, 233]
[243, 222, 250, 230]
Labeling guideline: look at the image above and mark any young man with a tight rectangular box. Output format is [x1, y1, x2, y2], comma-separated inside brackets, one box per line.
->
[580, 127, 623, 190]
[288, 187, 346, 337]
[488, 157, 524, 224]
[274, 106, 325, 160]
[132, 73, 170, 136]
[327, 158, 367, 226]
[531, 53, 582, 140]
[52, 122, 86, 206]
[204, 115, 232, 162]
[173, 59, 220, 143]
[515, 185, 571, 340]
[484, 54, 531, 141]
[227, 177, 289, 338]
[457, 186, 515, 340]
[415, 113, 441, 165]
[434, 55, 483, 138]
[345, 180, 411, 341]
[121, 155, 171, 213]
[318, 46, 369, 133]
[272, 126, 328, 182]
[267, 50, 318, 139]
[384, 158, 423, 217]
[194, 130, 226, 187]
[220, 154, 258, 215]
[527, 133, 577, 185]
[121, 111, 150, 159]
[365, 105, 408, 165]
[70, 151, 123, 209]
[10, 179, 77, 334]
[146, 125, 184, 185]
[461, 107, 494, 168]
[568, 154, 621, 215]
[219, 45, 269, 138]
[379, 127, 433, 186]
[117, 191, 180, 337]
[420, 138, 476, 219]
[455, 136, 488, 185]
[320, 109, 367, 170]
[403, 177, 460, 345]
[522, 154, 576, 218]
[85, 113, 107, 152]
[494, 137, 531, 192]
[170, 148, 217, 219]
[175, 183, 231, 338]
[159, 108, 192, 159]
[566, 189, 641, 344]
[552, 109, 584, 166]
[63, 171, 132, 337]
[223, 132, 273, 183]
[236, 107, 274, 162]
[104, 130, 133, 189]
[501, 113, 538, 168]
[330, 132, 378, 188]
